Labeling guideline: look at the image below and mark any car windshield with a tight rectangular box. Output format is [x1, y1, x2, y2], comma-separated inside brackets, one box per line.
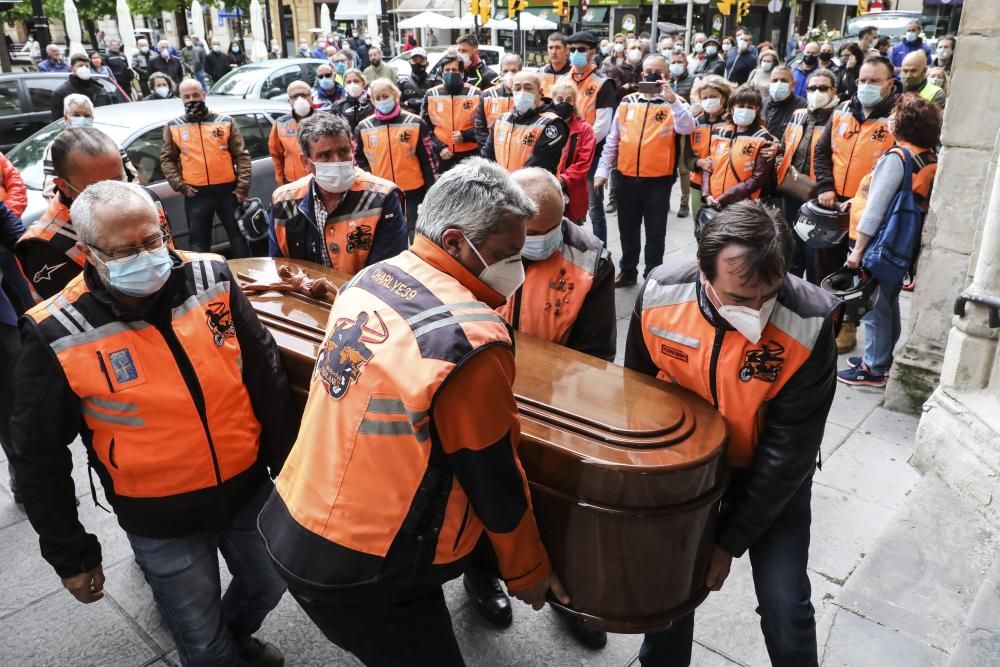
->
[211, 66, 267, 96]
[6, 120, 133, 190]
[846, 16, 924, 38]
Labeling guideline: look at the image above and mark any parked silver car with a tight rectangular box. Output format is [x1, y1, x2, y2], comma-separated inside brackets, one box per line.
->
[210, 58, 328, 101]
[6, 97, 289, 253]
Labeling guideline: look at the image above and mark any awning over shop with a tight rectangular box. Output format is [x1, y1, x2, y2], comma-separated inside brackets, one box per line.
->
[572, 6, 608, 24]
[335, 0, 381, 20]
[392, 0, 433, 13]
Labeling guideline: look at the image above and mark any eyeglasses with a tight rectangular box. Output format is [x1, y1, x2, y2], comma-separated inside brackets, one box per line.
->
[317, 74, 332, 79]
[90, 231, 172, 262]
[568, 46, 590, 54]
[806, 85, 832, 93]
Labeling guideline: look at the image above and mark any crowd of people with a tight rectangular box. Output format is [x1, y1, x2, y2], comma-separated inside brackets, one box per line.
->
[0, 18, 951, 667]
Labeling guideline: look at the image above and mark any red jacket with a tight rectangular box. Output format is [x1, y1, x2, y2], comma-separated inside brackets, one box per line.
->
[558, 114, 596, 223]
[0, 152, 27, 218]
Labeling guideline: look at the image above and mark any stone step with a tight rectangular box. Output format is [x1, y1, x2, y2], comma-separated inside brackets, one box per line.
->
[946, 555, 1000, 667]
[820, 475, 1000, 666]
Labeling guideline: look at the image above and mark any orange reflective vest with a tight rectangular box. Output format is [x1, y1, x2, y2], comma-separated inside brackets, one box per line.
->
[539, 65, 571, 98]
[268, 114, 310, 186]
[497, 220, 604, 344]
[639, 263, 838, 467]
[559, 66, 607, 127]
[776, 108, 823, 184]
[26, 252, 261, 498]
[688, 116, 733, 188]
[707, 128, 770, 200]
[848, 141, 938, 240]
[829, 103, 894, 199]
[167, 114, 239, 187]
[492, 110, 562, 172]
[425, 84, 481, 153]
[356, 111, 426, 192]
[271, 171, 400, 275]
[616, 93, 677, 178]
[481, 85, 514, 130]
[257, 246, 539, 589]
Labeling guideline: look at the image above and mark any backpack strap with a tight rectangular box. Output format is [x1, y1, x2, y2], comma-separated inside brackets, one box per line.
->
[891, 146, 914, 194]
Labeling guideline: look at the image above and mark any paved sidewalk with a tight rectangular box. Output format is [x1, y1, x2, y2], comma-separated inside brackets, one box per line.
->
[0, 189, 926, 666]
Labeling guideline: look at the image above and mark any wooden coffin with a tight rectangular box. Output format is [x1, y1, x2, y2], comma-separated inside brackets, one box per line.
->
[230, 257, 729, 634]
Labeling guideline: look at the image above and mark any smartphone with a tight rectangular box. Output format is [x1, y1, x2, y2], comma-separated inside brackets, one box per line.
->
[638, 81, 661, 95]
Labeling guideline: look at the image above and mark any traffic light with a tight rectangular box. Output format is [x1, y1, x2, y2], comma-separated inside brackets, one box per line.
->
[737, 0, 750, 21]
[552, 0, 569, 19]
[473, 0, 491, 24]
[507, 0, 526, 19]
[716, 0, 732, 15]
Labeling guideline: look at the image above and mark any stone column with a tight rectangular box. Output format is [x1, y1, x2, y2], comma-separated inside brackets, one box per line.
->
[884, 0, 1000, 413]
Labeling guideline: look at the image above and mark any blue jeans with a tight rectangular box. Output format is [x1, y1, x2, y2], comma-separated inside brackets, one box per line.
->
[126, 483, 286, 667]
[861, 280, 902, 374]
[639, 477, 817, 667]
[587, 140, 607, 243]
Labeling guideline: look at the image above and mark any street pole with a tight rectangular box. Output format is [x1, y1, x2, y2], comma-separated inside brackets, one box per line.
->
[650, 0, 659, 44]
[685, 0, 693, 52]
[31, 0, 51, 46]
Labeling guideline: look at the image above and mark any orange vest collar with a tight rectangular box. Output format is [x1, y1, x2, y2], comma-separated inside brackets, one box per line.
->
[411, 235, 505, 308]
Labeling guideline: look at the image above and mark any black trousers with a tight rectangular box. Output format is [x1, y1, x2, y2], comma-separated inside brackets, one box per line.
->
[0, 323, 20, 497]
[616, 174, 675, 280]
[403, 187, 426, 242]
[289, 584, 466, 667]
[183, 183, 250, 258]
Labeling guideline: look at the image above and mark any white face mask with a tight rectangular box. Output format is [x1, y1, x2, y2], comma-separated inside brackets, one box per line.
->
[768, 81, 790, 102]
[694, 42, 704, 54]
[502, 71, 515, 89]
[669, 63, 686, 77]
[312, 160, 356, 193]
[345, 82, 364, 98]
[807, 90, 832, 110]
[75, 66, 92, 80]
[732, 106, 756, 127]
[458, 52, 471, 66]
[614, 43, 625, 54]
[928, 77, 944, 88]
[463, 233, 525, 298]
[701, 97, 721, 115]
[760, 61, 774, 73]
[292, 97, 312, 116]
[627, 48, 642, 63]
[155, 86, 171, 98]
[707, 281, 777, 344]
[512, 90, 536, 114]
[738, 40, 750, 53]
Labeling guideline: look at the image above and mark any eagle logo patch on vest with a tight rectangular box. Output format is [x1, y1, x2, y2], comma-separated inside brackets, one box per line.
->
[211, 127, 225, 140]
[870, 126, 889, 143]
[739, 342, 785, 383]
[398, 130, 412, 144]
[205, 302, 237, 347]
[109, 349, 139, 384]
[462, 100, 474, 111]
[315, 310, 389, 399]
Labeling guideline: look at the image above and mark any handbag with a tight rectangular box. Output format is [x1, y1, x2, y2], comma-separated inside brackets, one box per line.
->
[776, 165, 817, 201]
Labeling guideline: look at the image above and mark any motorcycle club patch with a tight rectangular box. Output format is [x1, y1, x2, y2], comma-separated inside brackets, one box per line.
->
[544, 125, 560, 139]
[315, 310, 389, 399]
[108, 348, 139, 384]
[739, 342, 785, 383]
[205, 302, 237, 347]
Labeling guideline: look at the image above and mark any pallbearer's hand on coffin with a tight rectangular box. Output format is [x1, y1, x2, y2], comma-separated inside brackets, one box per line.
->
[511, 571, 570, 611]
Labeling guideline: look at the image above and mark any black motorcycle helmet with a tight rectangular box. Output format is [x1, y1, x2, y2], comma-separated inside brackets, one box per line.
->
[236, 197, 269, 242]
[821, 266, 878, 325]
[795, 199, 849, 249]
[694, 205, 720, 240]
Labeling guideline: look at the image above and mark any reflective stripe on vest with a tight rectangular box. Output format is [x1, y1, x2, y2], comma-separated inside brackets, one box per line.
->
[689, 118, 733, 187]
[776, 109, 822, 184]
[616, 95, 677, 178]
[496, 226, 601, 344]
[640, 275, 825, 467]
[265, 250, 513, 588]
[26, 253, 261, 498]
[848, 142, 937, 239]
[493, 111, 560, 172]
[274, 116, 309, 184]
[830, 105, 894, 199]
[426, 86, 481, 153]
[559, 67, 606, 127]
[168, 115, 238, 187]
[358, 112, 426, 191]
[708, 132, 767, 200]
[482, 86, 514, 129]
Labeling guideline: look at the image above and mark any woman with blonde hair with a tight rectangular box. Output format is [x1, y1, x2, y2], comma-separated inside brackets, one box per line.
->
[549, 80, 596, 224]
[354, 78, 436, 239]
[685, 75, 734, 217]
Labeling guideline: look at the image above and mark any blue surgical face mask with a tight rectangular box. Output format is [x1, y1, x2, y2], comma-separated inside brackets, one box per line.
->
[521, 224, 563, 261]
[95, 245, 173, 297]
[905, 31, 918, 43]
[334, 62, 347, 74]
[68, 116, 94, 128]
[569, 50, 589, 68]
[319, 77, 335, 91]
[856, 82, 884, 108]
[374, 98, 396, 114]
[768, 81, 790, 102]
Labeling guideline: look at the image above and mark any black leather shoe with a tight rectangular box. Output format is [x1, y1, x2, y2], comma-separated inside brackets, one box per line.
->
[240, 638, 285, 666]
[677, 203, 690, 218]
[463, 573, 512, 628]
[614, 273, 638, 288]
[568, 617, 608, 649]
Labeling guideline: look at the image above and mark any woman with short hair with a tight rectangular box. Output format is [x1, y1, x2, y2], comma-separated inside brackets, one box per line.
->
[331, 68, 374, 130]
[143, 72, 178, 100]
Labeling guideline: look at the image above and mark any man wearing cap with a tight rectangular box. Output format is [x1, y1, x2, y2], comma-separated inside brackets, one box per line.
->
[694, 37, 726, 78]
[400, 48, 441, 114]
[561, 31, 617, 244]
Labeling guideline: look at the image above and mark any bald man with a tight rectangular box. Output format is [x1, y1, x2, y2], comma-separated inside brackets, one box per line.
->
[482, 71, 567, 174]
[468, 167, 615, 649]
[269, 80, 319, 186]
[900, 50, 946, 109]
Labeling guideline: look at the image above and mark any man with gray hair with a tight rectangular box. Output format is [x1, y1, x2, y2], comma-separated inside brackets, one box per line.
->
[132, 38, 154, 96]
[258, 157, 567, 665]
[474, 52, 522, 146]
[483, 70, 568, 174]
[13, 179, 293, 667]
[268, 112, 406, 274]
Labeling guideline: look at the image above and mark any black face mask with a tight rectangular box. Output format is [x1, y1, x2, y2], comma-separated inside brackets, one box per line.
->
[443, 72, 463, 93]
[184, 100, 208, 118]
[819, 53, 833, 62]
[411, 63, 426, 76]
[803, 54, 818, 67]
[552, 101, 574, 119]
[643, 73, 661, 83]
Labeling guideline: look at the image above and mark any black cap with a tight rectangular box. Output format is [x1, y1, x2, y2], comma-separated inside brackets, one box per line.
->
[567, 31, 598, 48]
[704, 36, 721, 47]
